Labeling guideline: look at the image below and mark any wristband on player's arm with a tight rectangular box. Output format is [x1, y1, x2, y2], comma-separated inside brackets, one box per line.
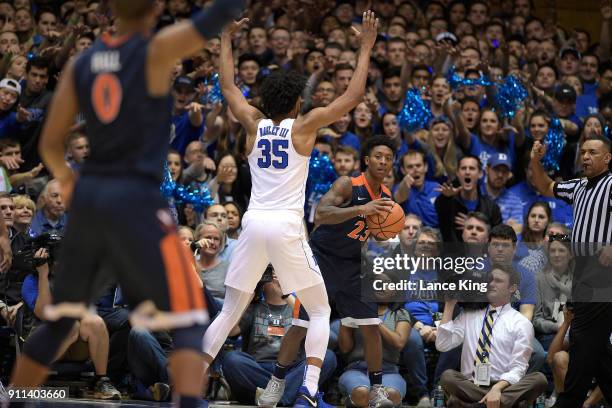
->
[191, 0, 245, 40]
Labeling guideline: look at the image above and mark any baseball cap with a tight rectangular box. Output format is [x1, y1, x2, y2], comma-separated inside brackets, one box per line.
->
[559, 47, 581, 60]
[554, 83, 577, 103]
[173, 75, 195, 92]
[0, 78, 21, 95]
[435, 32, 458, 46]
[488, 153, 512, 170]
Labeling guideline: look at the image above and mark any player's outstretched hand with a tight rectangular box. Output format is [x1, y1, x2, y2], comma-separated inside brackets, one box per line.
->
[223, 18, 249, 37]
[352, 10, 379, 51]
[361, 198, 394, 216]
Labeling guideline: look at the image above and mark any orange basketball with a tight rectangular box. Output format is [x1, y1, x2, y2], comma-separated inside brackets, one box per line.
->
[366, 202, 405, 240]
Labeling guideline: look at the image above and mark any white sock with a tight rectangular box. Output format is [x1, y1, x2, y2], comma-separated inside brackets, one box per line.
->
[302, 365, 320, 396]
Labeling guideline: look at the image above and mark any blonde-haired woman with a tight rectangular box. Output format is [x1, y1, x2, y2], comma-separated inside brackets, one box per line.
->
[13, 194, 35, 234]
[425, 116, 461, 183]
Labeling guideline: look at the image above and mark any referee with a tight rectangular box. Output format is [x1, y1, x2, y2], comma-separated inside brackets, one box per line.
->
[530, 136, 612, 407]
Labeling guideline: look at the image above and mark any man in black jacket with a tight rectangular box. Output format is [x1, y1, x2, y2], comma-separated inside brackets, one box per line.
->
[435, 155, 502, 243]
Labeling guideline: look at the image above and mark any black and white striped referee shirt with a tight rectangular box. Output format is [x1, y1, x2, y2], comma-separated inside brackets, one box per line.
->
[554, 171, 612, 255]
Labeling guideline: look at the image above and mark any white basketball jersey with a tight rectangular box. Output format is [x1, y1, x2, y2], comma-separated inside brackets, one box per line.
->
[247, 118, 310, 215]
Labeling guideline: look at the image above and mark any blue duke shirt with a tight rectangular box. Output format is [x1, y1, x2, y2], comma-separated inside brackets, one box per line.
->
[398, 180, 440, 227]
[480, 184, 524, 224]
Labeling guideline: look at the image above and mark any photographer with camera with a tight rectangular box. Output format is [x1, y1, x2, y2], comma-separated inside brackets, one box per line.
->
[222, 268, 337, 406]
[20, 246, 121, 399]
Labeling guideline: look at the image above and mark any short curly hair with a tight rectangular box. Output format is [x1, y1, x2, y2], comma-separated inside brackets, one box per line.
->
[259, 70, 307, 119]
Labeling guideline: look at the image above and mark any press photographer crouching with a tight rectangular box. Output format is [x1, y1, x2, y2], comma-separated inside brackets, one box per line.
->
[19, 228, 121, 399]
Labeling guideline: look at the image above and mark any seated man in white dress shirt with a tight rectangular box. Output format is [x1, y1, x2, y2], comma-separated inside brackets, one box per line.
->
[436, 264, 547, 408]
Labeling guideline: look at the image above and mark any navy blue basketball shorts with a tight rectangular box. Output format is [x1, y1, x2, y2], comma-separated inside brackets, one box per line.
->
[47, 175, 207, 330]
[292, 244, 378, 327]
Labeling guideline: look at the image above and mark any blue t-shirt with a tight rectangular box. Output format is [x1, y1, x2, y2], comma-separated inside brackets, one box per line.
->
[462, 197, 478, 212]
[576, 93, 599, 119]
[469, 133, 516, 169]
[480, 185, 524, 224]
[21, 274, 38, 311]
[582, 80, 598, 96]
[399, 180, 440, 227]
[404, 269, 440, 326]
[170, 111, 204, 156]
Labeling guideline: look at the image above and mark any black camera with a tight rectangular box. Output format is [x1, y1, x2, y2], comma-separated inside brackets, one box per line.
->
[13, 233, 63, 270]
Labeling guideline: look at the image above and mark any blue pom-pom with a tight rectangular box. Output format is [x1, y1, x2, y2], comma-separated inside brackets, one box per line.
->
[541, 117, 566, 172]
[494, 75, 528, 120]
[398, 88, 432, 132]
[160, 162, 176, 198]
[208, 73, 225, 104]
[306, 150, 337, 197]
[160, 161, 214, 213]
[446, 66, 491, 90]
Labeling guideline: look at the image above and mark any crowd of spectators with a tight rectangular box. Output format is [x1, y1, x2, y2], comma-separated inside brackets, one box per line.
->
[0, 0, 608, 406]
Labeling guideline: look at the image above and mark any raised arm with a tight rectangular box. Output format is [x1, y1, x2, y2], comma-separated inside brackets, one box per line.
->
[448, 100, 471, 149]
[218, 19, 263, 135]
[295, 11, 379, 135]
[314, 176, 394, 226]
[146, 0, 244, 95]
[529, 141, 555, 197]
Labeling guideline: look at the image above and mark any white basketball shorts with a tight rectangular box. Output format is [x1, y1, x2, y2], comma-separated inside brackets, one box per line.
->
[224, 209, 323, 294]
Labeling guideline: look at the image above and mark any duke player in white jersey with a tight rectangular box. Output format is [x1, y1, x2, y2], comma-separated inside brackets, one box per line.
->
[202, 13, 380, 407]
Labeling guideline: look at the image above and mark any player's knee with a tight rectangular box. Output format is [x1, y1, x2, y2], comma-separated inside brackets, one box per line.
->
[305, 302, 330, 320]
[173, 323, 207, 353]
[350, 386, 370, 407]
[23, 317, 78, 366]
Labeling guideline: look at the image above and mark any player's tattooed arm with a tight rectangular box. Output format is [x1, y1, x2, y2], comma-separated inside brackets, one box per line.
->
[315, 177, 393, 225]
[314, 177, 358, 226]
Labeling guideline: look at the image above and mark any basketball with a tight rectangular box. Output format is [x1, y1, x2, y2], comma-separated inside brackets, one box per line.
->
[366, 202, 405, 240]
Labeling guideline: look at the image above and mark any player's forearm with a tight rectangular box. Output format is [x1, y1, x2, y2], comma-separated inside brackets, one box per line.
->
[314, 204, 366, 225]
[40, 139, 72, 181]
[343, 48, 371, 104]
[219, 33, 237, 93]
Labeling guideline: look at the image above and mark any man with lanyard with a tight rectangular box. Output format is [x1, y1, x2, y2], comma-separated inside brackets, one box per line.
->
[530, 137, 612, 406]
[436, 264, 547, 407]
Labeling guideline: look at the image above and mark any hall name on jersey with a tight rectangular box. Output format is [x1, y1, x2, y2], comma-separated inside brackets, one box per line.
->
[259, 125, 289, 138]
[91, 51, 121, 73]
